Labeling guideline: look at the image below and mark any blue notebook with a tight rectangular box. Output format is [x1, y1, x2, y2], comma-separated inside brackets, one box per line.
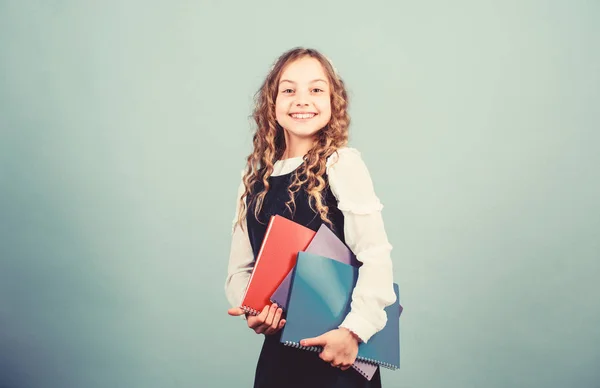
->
[280, 251, 401, 370]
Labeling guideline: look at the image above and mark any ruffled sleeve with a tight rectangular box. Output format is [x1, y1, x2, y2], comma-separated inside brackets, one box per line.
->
[326, 147, 397, 343]
[224, 170, 255, 316]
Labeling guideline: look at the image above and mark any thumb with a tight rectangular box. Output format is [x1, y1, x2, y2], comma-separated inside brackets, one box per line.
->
[228, 307, 246, 316]
[300, 334, 327, 347]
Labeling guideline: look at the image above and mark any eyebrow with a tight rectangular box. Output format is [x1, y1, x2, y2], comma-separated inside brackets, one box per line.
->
[279, 79, 329, 85]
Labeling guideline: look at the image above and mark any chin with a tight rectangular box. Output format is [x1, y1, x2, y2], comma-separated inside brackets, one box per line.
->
[285, 126, 323, 138]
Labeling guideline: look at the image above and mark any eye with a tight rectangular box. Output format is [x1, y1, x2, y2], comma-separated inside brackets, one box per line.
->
[281, 88, 294, 93]
[312, 88, 324, 93]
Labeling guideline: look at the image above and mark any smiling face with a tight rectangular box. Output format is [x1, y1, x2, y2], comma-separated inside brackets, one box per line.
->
[275, 56, 332, 143]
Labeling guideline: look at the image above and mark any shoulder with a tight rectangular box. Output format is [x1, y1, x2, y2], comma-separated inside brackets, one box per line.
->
[325, 147, 383, 213]
[326, 146, 373, 180]
[326, 146, 364, 169]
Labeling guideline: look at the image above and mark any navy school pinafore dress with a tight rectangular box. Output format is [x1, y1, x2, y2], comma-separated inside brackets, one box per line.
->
[245, 164, 383, 388]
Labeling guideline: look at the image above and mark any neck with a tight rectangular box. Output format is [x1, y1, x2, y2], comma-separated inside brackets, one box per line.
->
[281, 132, 315, 160]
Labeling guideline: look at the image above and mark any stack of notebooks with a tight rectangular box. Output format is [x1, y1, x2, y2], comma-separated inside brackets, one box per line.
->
[239, 215, 402, 381]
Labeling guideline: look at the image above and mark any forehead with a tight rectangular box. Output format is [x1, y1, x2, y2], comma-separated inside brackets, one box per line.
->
[280, 56, 328, 83]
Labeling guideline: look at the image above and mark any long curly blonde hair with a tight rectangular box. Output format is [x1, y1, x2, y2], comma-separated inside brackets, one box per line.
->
[236, 47, 350, 230]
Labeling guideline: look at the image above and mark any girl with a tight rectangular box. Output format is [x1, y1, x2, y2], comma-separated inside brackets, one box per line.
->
[225, 47, 396, 388]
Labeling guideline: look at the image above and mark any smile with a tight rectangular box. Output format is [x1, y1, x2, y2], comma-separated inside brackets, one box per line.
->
[289, 113, 317, 119]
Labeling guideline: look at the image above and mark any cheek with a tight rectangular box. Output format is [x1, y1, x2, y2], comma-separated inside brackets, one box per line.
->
[275, 100, 287, 120]
[319, 101, 332, 120]
[318, 97, 332, 113]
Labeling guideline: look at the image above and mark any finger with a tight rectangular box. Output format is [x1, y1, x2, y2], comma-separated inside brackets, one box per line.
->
[227, 307, 245, 316]
[270, 308, 283, 331]
[330, 356, 344, 368]
[258, 305, 269, 321]
[246, 314, 259, 329]
[246, 316, 257, 329]
[258, 304, 278, 334]
[266, 319, 286, 335]
[256, 305, 272, 333]
[264, 303, 278, 328]
[265, 308, 283, 335]
[249, 306, 269, 331]
[319, 351, 333, 363]
[301, 334, 326, 347]
[340, 360, 353, 370]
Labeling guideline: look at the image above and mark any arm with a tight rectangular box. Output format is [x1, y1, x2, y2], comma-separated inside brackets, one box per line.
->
[327, 147, 397, 344]
[224, 173, 254, 313]
[224, 173, 286, 334]
[299, 147, 397, 369]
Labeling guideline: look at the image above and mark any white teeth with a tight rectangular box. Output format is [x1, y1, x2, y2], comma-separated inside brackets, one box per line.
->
[291, 113, 316, 119]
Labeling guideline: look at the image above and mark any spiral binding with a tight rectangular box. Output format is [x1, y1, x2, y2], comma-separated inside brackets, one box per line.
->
[352, 364, 370, 379]
[283, 341, 398, 371]
[356, 355, 398, 371]
[240, 305, 260, 316]
[283, 340, 323, 353]
[284, 343, 374, 377]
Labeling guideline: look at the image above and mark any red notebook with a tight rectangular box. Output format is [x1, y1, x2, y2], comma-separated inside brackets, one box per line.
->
[240, 215, 316, 315]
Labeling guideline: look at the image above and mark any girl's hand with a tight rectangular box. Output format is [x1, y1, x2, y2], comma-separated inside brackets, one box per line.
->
[300, 328, 360, 370]
[228, 303, 286, 335]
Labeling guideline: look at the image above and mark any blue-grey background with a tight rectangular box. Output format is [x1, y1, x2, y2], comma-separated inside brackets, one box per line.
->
[1, 1, 598, 387]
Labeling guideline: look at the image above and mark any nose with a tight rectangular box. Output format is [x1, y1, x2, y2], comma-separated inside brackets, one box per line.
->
[294, 90, 310, 106]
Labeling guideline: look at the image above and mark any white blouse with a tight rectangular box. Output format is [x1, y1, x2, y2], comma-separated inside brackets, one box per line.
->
[225, 147, 396, 343]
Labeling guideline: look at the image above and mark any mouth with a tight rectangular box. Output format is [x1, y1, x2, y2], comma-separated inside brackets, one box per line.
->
[289, 112, 317, 120]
